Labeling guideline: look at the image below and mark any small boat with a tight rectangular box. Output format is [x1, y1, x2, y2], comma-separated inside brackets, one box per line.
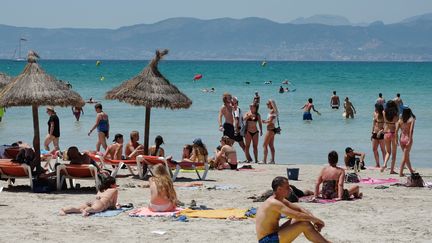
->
[12, 38, 27, 62]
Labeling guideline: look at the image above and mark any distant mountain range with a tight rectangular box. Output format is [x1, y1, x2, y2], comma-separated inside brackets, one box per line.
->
[1, 13, 432, 61]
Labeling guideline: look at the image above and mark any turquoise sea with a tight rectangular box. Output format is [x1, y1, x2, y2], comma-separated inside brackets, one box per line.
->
[1, 60, 431, 168]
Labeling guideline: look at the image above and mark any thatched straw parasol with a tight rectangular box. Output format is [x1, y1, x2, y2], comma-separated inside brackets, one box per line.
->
[0, 51, 85, 169]
[106, 49, 192, 154]
[0, 72, 12, 89]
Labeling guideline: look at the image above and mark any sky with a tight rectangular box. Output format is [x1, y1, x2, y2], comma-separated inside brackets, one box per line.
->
[1, 0, 432, 29]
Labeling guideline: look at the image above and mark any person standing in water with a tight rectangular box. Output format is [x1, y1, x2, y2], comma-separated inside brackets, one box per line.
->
[72, 106, 84, 121]
[393, 93, 404, 115]
[330, 91, 340, 109]
[88, 103, 109, 152]
[44, 106, 60, 153]
[344, 97, 356, 119]
[301, 98, 320, 121]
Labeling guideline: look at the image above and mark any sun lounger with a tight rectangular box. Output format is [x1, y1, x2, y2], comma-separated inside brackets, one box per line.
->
[167, 160, 209, 181]
[56, 164, 99, 191]
[0, 159, 33, 189]
[92, 154, 144, 179]
[138, 155, 171, 178]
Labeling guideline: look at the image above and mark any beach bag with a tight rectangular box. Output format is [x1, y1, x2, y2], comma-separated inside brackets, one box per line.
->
[406, 173, 424, 187]
[345, 172, 360, 183]
[32, 177, 57, 193]
[274, 116, 281, 135]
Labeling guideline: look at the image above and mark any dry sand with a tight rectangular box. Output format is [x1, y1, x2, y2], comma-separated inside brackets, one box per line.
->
[1, 163, 431, 243]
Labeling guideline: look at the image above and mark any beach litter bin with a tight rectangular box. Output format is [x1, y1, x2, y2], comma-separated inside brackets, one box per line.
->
[287, 168, 299, 180]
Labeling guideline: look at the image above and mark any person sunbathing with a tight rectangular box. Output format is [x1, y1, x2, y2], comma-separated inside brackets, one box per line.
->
[315, 151, 362, 200]
[256, 176, 330, 243]
[104, 133, 123, 160]
[59, 175, 119, 216]
[214, 136, 238, 170]
[148, 135, 165, 157]
[148, 164, 177, 212]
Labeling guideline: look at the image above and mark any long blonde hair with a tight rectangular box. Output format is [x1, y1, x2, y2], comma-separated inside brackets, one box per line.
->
[152, 164, 177, 204]
[268, 99, 279, 115]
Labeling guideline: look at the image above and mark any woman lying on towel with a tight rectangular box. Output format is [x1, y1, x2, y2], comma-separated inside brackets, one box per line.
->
[314, 151, 362, 200]
[148, 164, 177, 212]
[60, 175, 120, 216]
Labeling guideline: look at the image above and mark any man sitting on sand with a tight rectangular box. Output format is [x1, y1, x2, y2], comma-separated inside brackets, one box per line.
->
[214, 136, 238, 170]
[344, 147, 366, 170]
[315, 151, 362, 200]
[256, 176, 330, 243]
[104, 134, 123, 160]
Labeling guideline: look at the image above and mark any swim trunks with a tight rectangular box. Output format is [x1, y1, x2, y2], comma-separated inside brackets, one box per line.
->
[331, 105, 339, 109]
[233, 133, 243, 142]
[303, 112, 312, 120]
[259, 232, 279, 243]
[223, 123, 235, 139]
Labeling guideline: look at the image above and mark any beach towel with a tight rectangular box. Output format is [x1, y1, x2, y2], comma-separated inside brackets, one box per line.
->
[179, 208, 247, 219]
[359, 178, 399, 185]
[92, 207, 131, 217]
[299, 196, 338, 204]
[206, 184, 240, 190]
[238, 168, 266, 172]
[129, 207, 182, 217]
[177, 186, 201, 191]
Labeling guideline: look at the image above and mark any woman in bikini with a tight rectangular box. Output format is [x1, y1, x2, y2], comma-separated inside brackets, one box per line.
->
[396, 108, 416, 177]
[243, 103, 263, 163]
[314, 151, 362, 200]
[60, 175, 119, 216]
[88, 103, 109, 152]
[381, 100, 399, 174]
[371, 104, 386, 168]
[262, 99, 278, 164]
[148, 164, 177, 212]
[149, 135, 165, 157]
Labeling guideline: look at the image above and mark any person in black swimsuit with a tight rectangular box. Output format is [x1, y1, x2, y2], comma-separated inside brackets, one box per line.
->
[243, 103, 263, 163]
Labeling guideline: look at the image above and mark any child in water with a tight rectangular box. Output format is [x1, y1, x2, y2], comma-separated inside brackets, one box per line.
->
[59, 175, 119, 216]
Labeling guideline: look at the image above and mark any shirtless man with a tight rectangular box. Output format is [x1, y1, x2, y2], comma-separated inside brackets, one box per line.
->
[214, 136, 238, 170]
[330, 91, 340, 109]
[253, 91, 260, 105]
[315, 151, 362, 200]
[376, 93, 385, 106]
[393, 93, 404, 115]
[72, 106, 84, 121]
[301, 98, 320, 121]
[344, 97, 356, 119]
[218, 93, 235, 139]
[104, 134, 123, 160]
[125, 131, 144, 159]
[256, 176, 330, 243]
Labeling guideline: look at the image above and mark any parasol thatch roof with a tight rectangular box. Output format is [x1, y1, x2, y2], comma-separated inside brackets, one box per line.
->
[0, 51, 85, 108]
[105, 49, 192, 109]
[0, 72, 12, 89]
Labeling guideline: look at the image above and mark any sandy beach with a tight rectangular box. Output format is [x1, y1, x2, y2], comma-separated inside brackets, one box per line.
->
[1, 163, 431, 243]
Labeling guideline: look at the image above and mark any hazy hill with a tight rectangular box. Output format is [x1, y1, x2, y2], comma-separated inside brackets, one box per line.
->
[1, 14, 431, 61]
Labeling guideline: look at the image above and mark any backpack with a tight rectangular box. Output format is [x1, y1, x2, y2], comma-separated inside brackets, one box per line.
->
[406, 173, 424, 187]
[345, 172, 360, 183]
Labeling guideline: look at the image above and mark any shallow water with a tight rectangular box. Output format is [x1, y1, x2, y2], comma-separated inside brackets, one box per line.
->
[1, 60, 431, 167]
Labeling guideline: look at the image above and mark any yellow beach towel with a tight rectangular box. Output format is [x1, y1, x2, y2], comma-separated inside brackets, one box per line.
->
[179, 208, 247, 219]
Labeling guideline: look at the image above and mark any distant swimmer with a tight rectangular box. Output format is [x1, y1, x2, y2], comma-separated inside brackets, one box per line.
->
[279, 86, 284, 93]
[282, 80, 289, 85]
[301, 98, 320, 121]
[264, 81, 272, 84]
[201, 88, 215, 93]
[253, 91, 261, 105]
[245, 81, 250, 85]
[86, 97, 98, 104]
[330, 91, 340, 109]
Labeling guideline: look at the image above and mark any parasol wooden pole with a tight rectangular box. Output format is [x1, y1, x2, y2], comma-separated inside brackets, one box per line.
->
[32, 104, 41, 168]
[143, 106, 151, 155]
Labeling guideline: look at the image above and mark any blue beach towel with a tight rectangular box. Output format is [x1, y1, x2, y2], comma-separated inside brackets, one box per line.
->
[92, 207, 132, 217]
